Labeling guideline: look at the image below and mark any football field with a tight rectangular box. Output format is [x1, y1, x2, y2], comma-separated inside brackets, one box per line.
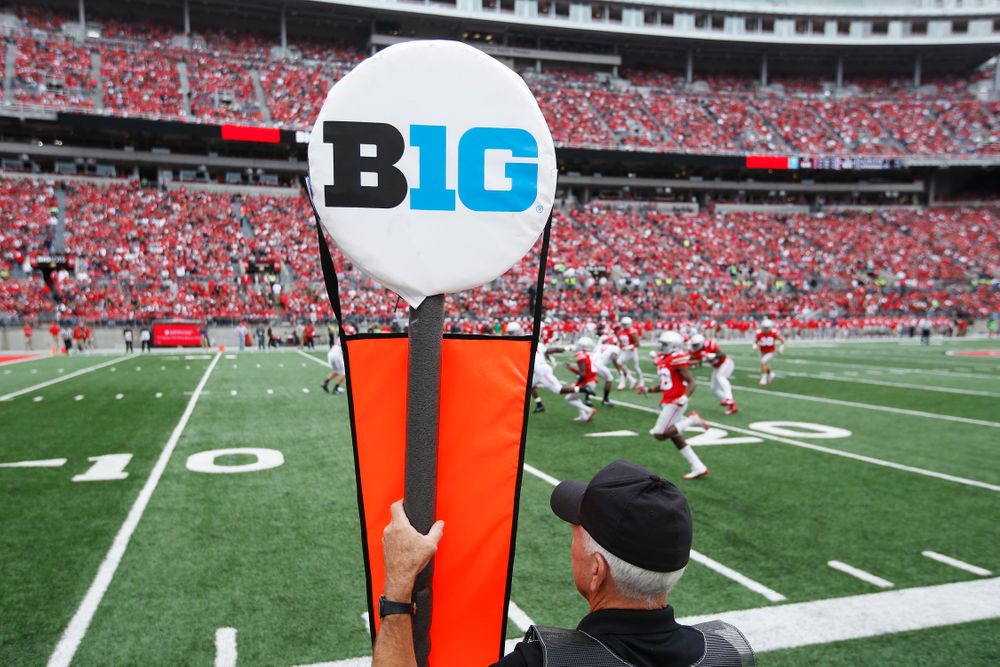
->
[1, 338, 998, 666]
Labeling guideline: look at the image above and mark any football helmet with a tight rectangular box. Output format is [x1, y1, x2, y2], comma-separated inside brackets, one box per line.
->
[506, 321, 521, 335]
[657, 331, 685, 353]
[761, 318, 774, 331]
[576, 336, 595, 351]
[689, 333, 706, 351]
[620, 316, 633, 327]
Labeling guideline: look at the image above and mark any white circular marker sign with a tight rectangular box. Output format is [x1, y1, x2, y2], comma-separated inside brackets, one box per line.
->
[307, 40, 557, 307]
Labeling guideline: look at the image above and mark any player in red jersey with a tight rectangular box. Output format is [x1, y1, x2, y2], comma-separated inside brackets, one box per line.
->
[23, 323, 33, 350]
[615, 316, 642, 390]
[564, 336, 598, 422]
[689, 334, 738, 415]
[753, 319, 785, 386]
[644, 332, 710, 480]
[48, 322, 61, 355]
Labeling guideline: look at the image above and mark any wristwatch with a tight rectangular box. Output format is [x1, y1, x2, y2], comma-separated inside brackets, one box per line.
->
[379, 595, 416, 618]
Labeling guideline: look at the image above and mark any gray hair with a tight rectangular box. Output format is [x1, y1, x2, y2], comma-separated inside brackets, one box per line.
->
[581, 529, 686, 603]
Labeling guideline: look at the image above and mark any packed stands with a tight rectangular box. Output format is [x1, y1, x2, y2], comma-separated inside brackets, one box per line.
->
[1, 4, 997, 157]
[1, 178, 996, 328]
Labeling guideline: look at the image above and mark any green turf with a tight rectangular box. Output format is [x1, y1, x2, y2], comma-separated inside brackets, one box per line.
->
[1, 339, 998, 665]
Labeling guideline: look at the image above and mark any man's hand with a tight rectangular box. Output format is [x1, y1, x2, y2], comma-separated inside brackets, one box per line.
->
[382, 500, 445, 601]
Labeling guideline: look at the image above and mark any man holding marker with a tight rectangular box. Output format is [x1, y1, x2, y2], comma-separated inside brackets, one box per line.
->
[374, 460, 754, 666]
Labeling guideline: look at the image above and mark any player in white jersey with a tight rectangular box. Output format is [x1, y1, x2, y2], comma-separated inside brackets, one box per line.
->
[592, 338, 632, 406]
[506, 322, 582, 418]
[615, 317, 642, 390]
[321, 336, 346, 394]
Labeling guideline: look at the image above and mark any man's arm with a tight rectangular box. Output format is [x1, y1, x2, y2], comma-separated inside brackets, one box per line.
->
[372, 500, 444, 667]
[679, 366, 697, 397]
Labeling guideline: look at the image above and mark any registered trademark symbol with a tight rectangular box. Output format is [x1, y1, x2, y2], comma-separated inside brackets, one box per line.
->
[535, 204, 543, 213]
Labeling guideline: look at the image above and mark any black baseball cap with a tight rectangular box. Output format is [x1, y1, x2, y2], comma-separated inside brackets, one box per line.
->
[550, 460, 692, 572]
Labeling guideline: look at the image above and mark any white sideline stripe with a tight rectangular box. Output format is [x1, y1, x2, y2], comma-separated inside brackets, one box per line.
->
[680, 576, 1000, 653]
[299, 579, 1000, 665]
[778, 370, 1000, 398]
[507, 600, 534, 632]
[0, 355, 130, 401]
[297, 349, 328, 366]
[922, 551, 993, 576]
[776, 357, 999, 380]
[827, 560, 894, 588]
[0, 458, 67, 468]
[214, 627, 237, 667]
[522, 461, 785, 602]
[611, 398, 1000, 493]
[731, 385, 1000, 429]
[47, 353, 221, 667]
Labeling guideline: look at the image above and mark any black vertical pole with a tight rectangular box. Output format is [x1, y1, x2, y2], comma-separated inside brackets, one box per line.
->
[404, 293, 444, 666]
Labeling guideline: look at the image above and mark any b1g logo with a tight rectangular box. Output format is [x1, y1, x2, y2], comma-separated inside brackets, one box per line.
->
[322, 121, 538, 213]
[307, 40, 556, 307]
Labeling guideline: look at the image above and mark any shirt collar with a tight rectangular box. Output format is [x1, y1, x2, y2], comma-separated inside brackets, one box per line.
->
[577, 606, 679, 636]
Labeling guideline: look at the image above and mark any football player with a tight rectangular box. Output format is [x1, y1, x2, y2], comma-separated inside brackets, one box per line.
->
[564, 336, 599, 422]
[321, 333, 346, 394]
[689, 333, 738, 415]
[645, 331, 710, 480]
[592, 335, 632, 406]
[753, 318, 785, 386]
[615, 316, 642, 390]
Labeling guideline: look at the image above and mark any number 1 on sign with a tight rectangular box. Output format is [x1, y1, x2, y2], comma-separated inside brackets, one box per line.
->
[72, 454, 133, 482]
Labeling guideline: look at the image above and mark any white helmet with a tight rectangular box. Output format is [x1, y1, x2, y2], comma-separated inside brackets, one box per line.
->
[657, 331, 685, 353]
[506, 321, 521, 335]
[620, 316, 633, 327]
[761, 318, 774, 331]
[689, 333, 706, 351]
[576, 336, 594, 351]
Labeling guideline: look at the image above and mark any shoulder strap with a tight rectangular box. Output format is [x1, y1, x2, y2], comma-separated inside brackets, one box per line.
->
[689, 620, 756, 667]
[524, 625, 633, 667]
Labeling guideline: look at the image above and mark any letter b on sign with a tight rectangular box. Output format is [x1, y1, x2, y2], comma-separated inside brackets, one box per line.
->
[323, 121, 407, 209]
[323, 122, 538, 213]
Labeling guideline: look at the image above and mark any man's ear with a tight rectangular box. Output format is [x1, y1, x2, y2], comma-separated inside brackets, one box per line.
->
[591, 552, 609, 594]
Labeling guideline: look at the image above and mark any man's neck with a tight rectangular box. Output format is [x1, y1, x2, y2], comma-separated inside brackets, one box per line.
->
[589, 591, 667, 613]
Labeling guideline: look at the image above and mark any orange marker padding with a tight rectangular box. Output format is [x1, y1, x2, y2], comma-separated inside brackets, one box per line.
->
[346, 335, 532, 665]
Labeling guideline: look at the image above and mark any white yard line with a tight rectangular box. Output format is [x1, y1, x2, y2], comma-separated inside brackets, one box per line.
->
[0, 355, 131, 402]
[522, 461, 785, 602]
[522, 463, 562, 487]
[300, 577, 1000, 664]
[214, 627, 237, 667]
[921, 551, 992, 577]
[611, 398, 1000, 493]
[744, 356, 1000, 380]
[297, 349, 328, 367]
[688, 551, 787, 602]
[0, 458, 67, 468]
[728, 386, 1000, 429]
[47, 353, 221, 667]
[680, 576, 1000, 653]
[507, 600, 535, 633]
[827, 560, 894, 588]
[776, 370, 1000, 398]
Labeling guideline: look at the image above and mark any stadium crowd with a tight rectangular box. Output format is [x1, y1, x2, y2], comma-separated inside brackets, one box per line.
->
[1, 179, 996, 333]
[2, 5, 997, 157]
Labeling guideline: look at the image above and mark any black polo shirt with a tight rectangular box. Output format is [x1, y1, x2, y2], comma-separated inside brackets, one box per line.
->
[491, 606, 705, 667]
